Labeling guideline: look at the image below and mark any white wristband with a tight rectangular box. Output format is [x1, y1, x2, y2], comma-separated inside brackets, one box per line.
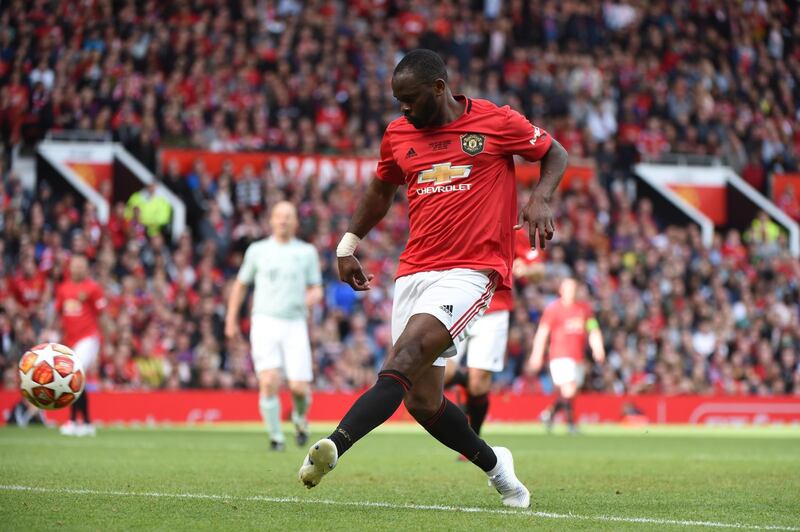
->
[336, 232, 361, 257]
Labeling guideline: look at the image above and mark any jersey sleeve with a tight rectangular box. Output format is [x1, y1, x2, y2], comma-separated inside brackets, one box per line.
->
[305, 246, 323, 287]
[237, 245, 257, 285]
[500, 107, 553, 162]
[375, 129, 404, 185]
[93, 284, 108, 312]
[539, 304, 554, 329]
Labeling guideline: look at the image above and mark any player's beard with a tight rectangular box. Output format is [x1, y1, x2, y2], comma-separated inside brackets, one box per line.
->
[404, 111, 426, 129]
[405, 97, 439, 129]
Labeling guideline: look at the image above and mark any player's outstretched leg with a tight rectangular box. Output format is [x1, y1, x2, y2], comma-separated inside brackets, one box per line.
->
[298, 314, 450, 489]
[298, 438, 338, 488]
[298, 369, 410, 488]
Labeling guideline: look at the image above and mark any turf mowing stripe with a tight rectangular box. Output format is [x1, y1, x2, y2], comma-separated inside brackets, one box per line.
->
[0, 484, 796, 531]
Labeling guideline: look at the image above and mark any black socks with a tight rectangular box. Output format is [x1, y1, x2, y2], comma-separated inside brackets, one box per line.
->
[466, 393, 490, 435]
[326, 370, 497, 473]
[421, 398, 497, 472]
[328, 370, 411, 456]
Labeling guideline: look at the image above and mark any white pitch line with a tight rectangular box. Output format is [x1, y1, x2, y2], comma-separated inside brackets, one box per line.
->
[0, 485, 796, 531]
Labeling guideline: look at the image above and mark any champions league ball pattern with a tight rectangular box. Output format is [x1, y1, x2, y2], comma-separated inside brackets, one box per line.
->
[19, 343, 85, 410]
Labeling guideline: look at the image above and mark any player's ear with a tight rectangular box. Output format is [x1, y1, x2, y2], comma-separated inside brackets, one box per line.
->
[433, 79, 446, 96]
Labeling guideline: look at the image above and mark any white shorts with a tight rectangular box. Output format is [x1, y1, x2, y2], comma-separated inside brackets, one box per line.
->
[452, 310, 509, 372]
[72, 335, 100, 371]
[549, 357, 584, 387]
[392, 269, 499, 367]
[250, 315, 313, 382]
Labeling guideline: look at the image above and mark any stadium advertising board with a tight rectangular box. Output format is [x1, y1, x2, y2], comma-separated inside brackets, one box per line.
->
[3, 391, 799, 426]
[772, 173, 800, 220]
[39, 141, 114, 195]
[159, 149, 595, 188]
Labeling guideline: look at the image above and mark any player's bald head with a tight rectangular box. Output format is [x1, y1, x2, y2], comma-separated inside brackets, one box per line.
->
[271, 200, 296, 218]
[70, 254, 89, 280]
[559, 277, 578, 304]
[393, 49, 448, 85]
[270, 201, 298, 240]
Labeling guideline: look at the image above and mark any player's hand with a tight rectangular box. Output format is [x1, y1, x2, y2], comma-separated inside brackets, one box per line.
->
[525, 357, 542, 376]
[516, 195, 555, 250]
[338, 255, 374, 291]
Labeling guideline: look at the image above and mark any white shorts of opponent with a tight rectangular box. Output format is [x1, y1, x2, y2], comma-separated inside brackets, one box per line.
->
[392, 269, 499, 367]
[72, 335, 101, 372]
[250, 314, 313, 382]
[549, 357, 584, 387]
[451, 310, 509, 373]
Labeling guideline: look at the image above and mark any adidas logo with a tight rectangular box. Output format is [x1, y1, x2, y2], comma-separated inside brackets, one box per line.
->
[439, 304, 453, 317]
[405, 147, 418, 158]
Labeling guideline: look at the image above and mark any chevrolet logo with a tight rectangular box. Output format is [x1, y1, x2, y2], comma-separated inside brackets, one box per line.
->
[417, 163, 472, 185]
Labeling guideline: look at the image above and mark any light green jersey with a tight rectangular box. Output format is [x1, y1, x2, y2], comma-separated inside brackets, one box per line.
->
[237, 237, 322, 319]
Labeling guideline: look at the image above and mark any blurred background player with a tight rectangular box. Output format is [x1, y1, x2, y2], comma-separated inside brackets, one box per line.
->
[53, 255, 108, 436]
[225, 201, 323, 451]
[444, 229, 543, 439]
[526, 277, 605, 434]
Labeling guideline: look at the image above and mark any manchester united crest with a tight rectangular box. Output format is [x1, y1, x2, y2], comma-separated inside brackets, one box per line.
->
[460, 133, 485, 156]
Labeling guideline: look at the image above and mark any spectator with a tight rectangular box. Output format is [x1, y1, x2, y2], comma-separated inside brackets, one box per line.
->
[0, 1, 798, 398]
[125, 181, 172, 237]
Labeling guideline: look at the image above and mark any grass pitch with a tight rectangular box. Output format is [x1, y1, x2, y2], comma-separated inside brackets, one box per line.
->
[0, 423, 798, 531]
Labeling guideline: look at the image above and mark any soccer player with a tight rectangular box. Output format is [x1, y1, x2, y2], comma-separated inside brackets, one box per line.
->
[54, 255, 108, 436]
[444, 229, 542, 439]
[525, 277, 605, 434]
[225, 201, 323, 451]
[298, 49, 568, 508]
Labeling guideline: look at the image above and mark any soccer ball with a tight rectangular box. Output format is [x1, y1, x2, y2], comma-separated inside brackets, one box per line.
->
[19, 343, 85, 410]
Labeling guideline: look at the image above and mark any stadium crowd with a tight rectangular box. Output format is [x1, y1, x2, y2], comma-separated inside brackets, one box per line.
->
[0, 0, 799, 396]
[1, 0, 799, 188]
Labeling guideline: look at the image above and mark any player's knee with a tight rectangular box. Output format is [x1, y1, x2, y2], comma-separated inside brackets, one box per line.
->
[288, 381, 309, 396]
[404, 394, 441, 422]
[384, 339, 424, 376]
[468, 370, 492, 396]
[258, 371, 280, 396]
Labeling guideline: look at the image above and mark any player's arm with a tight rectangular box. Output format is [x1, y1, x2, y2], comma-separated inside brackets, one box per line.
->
[587, 317, 605, 364]
[525, 323, 550, 375]
[94, 287, 111, 339]
[305, 284, 323, 307]
[348, 178, 399, 237]
[226, 246, 256, 339]
[225, 279, 248, 339]
[305, 246, 324, 307]
[520, 139, 568, 249]
[500, 107, 568, 249]
[337, 132, 402, 291]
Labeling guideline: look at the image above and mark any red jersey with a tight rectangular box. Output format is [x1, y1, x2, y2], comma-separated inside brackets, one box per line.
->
[11, 272, 47, 311]
[55, 278, 107, 346]
[377, 96, 553, 290]
[487, 229, 543, 313]
[540, 299, 594, 361]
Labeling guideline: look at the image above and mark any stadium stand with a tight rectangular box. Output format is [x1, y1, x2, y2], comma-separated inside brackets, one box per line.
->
[0, 0, 798, 396]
